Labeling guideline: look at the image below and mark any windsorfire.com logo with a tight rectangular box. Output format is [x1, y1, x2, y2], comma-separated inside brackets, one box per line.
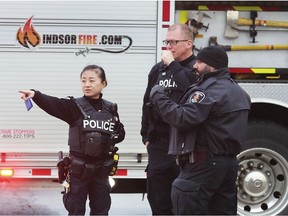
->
[15, 16, 133, 56]
[16, 16, 41, 49]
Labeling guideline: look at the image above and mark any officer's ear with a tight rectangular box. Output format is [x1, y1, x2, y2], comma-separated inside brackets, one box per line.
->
[210, 66, 217, 72]
[186, 40, 193, 49]
[102, 80, 107, 87]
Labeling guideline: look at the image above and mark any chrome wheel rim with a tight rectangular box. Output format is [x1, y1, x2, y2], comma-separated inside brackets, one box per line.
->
[237, 148, 288, 215]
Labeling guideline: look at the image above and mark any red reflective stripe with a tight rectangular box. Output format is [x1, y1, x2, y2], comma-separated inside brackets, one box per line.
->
[1, 153, 6, 163]
[32, 169, 51, 175]
[162, 0, 170, 22]
[115, 169, 127, 176]
[162, 24, 170, 28]
[260, 6, 282, 11]
[229, 68, 253, 74]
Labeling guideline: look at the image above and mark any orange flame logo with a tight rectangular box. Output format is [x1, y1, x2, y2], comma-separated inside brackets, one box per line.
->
[16, 16, 41, 49]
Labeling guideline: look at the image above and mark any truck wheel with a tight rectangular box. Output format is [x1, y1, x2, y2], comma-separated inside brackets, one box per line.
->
[237, 120, 288, 216]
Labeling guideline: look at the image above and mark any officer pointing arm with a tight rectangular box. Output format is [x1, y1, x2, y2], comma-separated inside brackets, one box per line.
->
[19, 65, 125, 215]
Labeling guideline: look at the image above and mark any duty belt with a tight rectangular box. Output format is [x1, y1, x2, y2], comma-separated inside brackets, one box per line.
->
[69, 156, 103, 178]
[69, 155, 118, 178]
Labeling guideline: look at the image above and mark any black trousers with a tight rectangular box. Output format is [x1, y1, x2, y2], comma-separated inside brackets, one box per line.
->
[63, 171, 111, 215]
[146, 140, 180, 215]
[171, 155, 238, 215]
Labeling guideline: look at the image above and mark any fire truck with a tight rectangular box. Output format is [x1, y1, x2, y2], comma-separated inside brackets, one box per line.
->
[0, 1, 288, 215]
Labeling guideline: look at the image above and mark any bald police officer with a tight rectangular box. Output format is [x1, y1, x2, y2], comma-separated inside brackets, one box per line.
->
[141, 24, 196, 215]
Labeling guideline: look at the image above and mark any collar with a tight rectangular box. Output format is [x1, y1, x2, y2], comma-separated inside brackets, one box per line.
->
[197, 67, 230, 83]
[83, 94, 103, 109]
[179, 54, 196, 66]
[84, 93, 103, 101]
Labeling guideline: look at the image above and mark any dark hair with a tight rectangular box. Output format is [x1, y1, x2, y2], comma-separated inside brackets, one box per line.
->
[80, 64, 107, 86]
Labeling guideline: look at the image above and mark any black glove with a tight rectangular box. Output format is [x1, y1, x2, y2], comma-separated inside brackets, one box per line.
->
[149, 85, 165, 102]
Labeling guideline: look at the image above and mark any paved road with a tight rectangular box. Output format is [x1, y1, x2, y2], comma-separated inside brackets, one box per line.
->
[0, 178, 151, 215]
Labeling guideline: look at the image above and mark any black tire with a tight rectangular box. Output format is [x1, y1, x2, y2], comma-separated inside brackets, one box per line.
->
[237, 120, 288, 216]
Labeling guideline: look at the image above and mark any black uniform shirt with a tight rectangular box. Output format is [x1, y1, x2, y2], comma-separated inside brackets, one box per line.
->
[32, 91, 102, 125]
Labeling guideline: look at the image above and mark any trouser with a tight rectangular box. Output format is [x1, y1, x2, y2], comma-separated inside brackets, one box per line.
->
[171, 155, 238, 215]
[63, 171, 111, 215]
[146, 140, 180, 215]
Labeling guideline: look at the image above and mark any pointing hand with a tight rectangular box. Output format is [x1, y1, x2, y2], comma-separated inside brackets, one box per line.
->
[19, 90, 35, 100]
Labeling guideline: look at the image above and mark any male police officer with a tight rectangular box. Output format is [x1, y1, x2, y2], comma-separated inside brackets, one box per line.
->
[150, 46, 251, 215]
[141, 24, 196, 215]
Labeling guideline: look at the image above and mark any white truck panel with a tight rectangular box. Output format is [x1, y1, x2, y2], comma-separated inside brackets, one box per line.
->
[0, 1, 161, 179]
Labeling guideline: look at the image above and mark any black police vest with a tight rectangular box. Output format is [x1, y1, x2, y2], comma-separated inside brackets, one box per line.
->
[68, 97, 117, 157]
[148, 60, 195, 137]
[156, 61, 195, 102]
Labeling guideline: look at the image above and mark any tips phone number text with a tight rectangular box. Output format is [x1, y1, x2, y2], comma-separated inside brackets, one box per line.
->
[0, 129, 35, 139]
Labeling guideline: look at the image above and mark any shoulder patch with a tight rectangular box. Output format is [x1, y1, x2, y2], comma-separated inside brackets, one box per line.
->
[189, 91, 205, 103]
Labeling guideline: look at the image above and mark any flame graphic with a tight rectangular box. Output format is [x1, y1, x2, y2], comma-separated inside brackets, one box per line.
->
[16, 16, 41, 48]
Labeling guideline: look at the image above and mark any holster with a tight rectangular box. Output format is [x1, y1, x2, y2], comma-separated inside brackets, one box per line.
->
[176, 148, 210, 166]
[100, 146, 119, 176]
[104, 152, 119, 176]
[57, 156, 70, 183]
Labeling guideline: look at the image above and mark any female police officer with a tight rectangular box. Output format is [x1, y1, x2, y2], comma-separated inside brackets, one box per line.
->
[19, 64, 125, 215]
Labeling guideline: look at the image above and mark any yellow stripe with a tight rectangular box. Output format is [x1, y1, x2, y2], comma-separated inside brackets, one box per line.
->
[251, 68, 276, 74]
[266, 75, 280, 79]
[233, 6, 263, 11]
[195, 34, 203, 38]
[179, 11, 189, 24]
[198, 6, 209, 10]
[198, 5, 263, 11]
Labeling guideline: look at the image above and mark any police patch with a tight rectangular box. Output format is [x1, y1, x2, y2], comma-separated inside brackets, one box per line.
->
[189, 91, 205, 103]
